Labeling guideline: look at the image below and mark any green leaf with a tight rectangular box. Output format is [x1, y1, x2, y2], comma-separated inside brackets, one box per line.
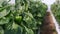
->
[24, 12, 34, 19]
[0, 26, 4, 34]
[24, 26, 34, 34]
[0, 9, 10, 18]
[12, 23, 19, 29]
[28, 29, 34, 34]
[0, 17, 9, 25]
[0, 0, 4, 7]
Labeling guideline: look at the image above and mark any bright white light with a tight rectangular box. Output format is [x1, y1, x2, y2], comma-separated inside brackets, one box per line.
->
[8, 0, 15, 5]
[41, 0, 56, 6]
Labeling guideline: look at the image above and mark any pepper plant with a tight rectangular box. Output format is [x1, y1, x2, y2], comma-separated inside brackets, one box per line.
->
[0, 0, 47, 34]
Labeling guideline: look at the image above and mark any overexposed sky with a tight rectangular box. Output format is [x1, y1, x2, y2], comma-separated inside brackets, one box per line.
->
[41, 0, 56, 6]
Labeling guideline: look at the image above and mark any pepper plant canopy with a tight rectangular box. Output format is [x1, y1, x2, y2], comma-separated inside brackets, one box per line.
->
[0, 0, 60, 34]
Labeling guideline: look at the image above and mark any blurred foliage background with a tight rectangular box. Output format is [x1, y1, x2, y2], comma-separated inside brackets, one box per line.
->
[0, 0, 60, 34]
[51, 0, 60, 25]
